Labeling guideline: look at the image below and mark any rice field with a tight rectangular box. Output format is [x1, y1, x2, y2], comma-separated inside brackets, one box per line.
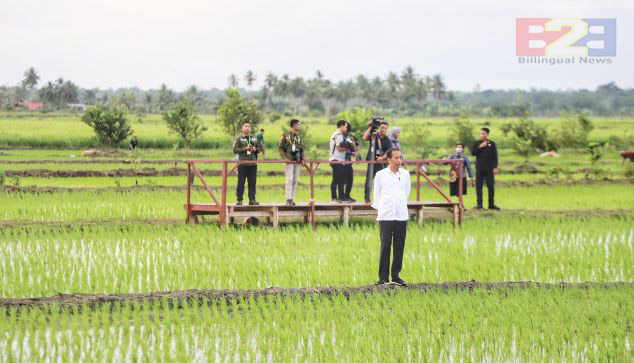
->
[2, 288, 632, 361]
[1, 216, 632, 298]
[2, 183, 633, 223]
[1, 114, 633, 360]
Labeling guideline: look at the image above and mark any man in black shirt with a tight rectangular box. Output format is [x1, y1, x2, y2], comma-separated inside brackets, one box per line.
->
[363, 120, 393, 204]
[471, 127, 500, 210]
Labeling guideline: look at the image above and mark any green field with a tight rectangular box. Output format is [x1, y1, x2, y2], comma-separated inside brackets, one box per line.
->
[1, 114, 633, 360]
[1, 113, 633, 150]
[2, 288, 632, 361]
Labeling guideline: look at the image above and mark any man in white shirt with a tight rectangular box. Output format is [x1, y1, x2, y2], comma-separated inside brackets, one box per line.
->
[371, 148, 410, 286]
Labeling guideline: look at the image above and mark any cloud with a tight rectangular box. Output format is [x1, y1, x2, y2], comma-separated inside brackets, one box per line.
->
[2, 0, 632, 91]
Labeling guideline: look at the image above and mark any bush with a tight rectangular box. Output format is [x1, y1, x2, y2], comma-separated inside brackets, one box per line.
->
[448, 117, 476, 147]
[81, 104, 132, 147]
[162, 100, 207, 148]
[555, 112, 594, 148]
[501, 117, 555, 159]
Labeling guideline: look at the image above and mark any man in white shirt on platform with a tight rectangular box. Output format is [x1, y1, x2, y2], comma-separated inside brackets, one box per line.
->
[371, 147, 410, 286]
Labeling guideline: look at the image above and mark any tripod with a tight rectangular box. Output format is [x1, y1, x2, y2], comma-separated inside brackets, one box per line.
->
[364, 131, 381, 202]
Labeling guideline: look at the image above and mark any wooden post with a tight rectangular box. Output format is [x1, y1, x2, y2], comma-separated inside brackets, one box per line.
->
[186, 161, 192, 224]
[416, 162, 421, 201]
[309, 162, 316, 229]
[272, 206, 279, 228]
[343, 206, 350, 227]
[457, 159, 463, 226]
[220, 161, 228, 228]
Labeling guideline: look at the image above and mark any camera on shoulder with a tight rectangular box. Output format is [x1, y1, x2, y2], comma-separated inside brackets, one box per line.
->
[369, 116, 384, 133]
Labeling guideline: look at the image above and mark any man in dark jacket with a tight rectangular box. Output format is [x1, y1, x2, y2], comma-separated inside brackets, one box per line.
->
[471, 127, 500, 210]
[232, 121, 260, 206]
[278, 119, 305, 206]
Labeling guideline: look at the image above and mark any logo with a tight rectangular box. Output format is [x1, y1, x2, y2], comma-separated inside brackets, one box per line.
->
[516, 18, 616, 57]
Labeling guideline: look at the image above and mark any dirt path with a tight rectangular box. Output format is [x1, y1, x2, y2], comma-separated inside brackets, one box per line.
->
[1, 282, 631, 307]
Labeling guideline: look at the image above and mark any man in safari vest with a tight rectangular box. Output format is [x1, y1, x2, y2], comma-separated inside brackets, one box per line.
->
[232, 121, 260, 205]
[278, 119, 305, 206]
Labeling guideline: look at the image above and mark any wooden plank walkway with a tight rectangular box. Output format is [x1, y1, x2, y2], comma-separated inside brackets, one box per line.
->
[184, 159, 465, 228]
[184, 201, 459, 227]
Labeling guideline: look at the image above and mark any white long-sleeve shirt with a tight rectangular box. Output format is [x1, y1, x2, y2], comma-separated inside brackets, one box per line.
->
[371, 167, 411, 221]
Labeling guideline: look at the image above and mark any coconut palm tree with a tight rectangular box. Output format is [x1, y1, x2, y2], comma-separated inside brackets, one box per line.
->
[431, 74, 447, 100]
[386, 72, 400, 93]
[21, 67, 40, 100]
[228, 74, 239, 88]
[244, 70, 256, 90]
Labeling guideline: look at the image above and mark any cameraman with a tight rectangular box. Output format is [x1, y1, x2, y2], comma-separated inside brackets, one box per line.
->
[363, 119, 393, 204]
[278, 119, 304, 206]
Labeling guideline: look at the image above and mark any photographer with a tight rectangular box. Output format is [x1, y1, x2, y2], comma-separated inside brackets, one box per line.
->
[232, 121, 260, 206]
[363, 118, 393, 204]
[340, 122, 358, 203]
[278, 119, 304, 206]
[329, 120, 349, 203]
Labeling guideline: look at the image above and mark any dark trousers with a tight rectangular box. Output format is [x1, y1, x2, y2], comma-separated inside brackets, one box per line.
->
[236, 164, 257, 202]
[364, 163, 386, 201]
[330, 163, 346, 200]
[343, 164, 353, 199]
[378, 220, 407, 281]
[475, 168, 495, 207]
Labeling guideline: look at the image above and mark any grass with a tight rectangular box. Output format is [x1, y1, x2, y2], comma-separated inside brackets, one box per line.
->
[1, 114, 633, 149]
[0, 113, 632, 361]
[1, 184, 632, 223]
[1, 216, 631, 297]
[1, 288, 632, 361]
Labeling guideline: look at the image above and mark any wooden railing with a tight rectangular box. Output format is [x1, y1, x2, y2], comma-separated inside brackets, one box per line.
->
[185, 159, 464, 227]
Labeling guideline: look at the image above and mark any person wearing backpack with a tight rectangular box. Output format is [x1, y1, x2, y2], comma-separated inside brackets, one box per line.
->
[329, 120, 349, 203]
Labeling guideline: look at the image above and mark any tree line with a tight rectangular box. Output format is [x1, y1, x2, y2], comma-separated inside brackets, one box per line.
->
[2, 67, 634, 117]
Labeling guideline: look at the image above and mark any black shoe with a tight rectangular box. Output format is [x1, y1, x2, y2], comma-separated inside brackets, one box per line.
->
[341, 198, 355, 203]
[286, 199, 295, 206]
[249, 200, 260, 206]
[475, 205, 483, 210]
[236, 201, 242, 206]
[375, 279, 388, 285]
[488, 205, 501, 210]
[364, 199, 371, 204]
[392, 277, 407, 286]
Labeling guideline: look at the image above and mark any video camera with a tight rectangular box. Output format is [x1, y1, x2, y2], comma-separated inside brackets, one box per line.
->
[369, 116, 385, 133]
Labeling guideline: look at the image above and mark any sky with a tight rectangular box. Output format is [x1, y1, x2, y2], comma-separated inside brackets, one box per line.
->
[2, 0, 632, 92]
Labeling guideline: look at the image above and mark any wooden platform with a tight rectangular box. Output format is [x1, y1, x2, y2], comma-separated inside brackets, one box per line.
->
[185, 201, 459, 227]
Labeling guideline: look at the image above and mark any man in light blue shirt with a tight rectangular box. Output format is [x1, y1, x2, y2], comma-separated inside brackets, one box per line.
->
[371, 147, 410, 286]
